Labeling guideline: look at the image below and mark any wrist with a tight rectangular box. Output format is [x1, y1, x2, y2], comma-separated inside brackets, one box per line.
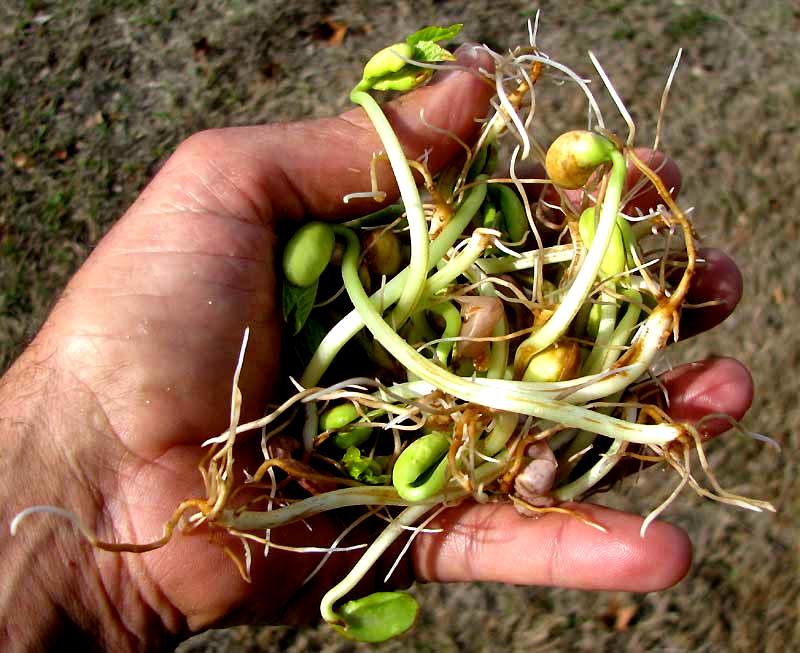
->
[0, 348, 183, 652]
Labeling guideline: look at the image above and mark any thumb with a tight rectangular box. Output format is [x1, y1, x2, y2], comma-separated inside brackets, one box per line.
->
[129, 44, 495, 228]
[33, 43, 494, 446]
[288, 43, 497, 221]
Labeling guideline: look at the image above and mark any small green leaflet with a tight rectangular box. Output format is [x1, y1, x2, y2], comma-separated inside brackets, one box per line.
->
[406, 24, 463, 47]
[282, 279, 318, 335]
[406, 24, 462, 64]
[287, 315, 327, 372]
[341, 447, 389, 485]
[412, 41, 457, 64]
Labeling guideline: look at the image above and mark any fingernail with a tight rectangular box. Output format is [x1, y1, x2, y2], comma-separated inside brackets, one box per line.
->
[454, 42, 484, 62]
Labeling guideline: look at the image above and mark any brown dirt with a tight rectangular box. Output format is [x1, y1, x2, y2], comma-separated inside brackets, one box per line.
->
[2, 1, 797, 651]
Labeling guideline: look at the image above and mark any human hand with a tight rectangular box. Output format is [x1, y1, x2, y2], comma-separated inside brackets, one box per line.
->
[0, 45, 751, 651]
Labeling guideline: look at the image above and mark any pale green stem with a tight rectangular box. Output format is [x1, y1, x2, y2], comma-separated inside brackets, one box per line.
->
[427, 300, 461, 365]
[548, 428, 578, 452]
[350, 88, 428, 329]
[224, 449, 509, 534]
[581, 287, 618, 376]
[302, 403, 319, 453]
[320, 452, 510, 624]
[335, 226, 680, 447]
[555, 390, 623, 483]
[475, 244, 575, 274]
[224, 486, 411, 531]
[552, 292, 642, 490]
[301, 301, 669, 442]
[486, 315, 509, 380]
[552, 436, 627, 501]
[421, 228, 496, 299]
[598, 289, 642, 371]
[553, 404, 637, 501]
[470, 300, 673, 405]
[518, 149, 627, 358]
[408, 310, 436, 345]
[475, 271, 509, 380]
[479, 411, 518, 457]
[320, 503, 433, 624]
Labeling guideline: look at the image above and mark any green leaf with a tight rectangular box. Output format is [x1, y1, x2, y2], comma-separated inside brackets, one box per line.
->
[481, 199, 498, 230]
[341, 447, 389, 485]
[333, 591, 419, 642]
[403, 25, 462, 65]
[467, 142, 490, 181]
[489, 183, 528, 243]
[292, 279, 318, 334]
[290, 315, 327, 370]
[406, 24, 463, 46]
[358, 25, 460, 93]
[282, 279, 297, 322]
[282, 279, 318, 334]
[412, 40, 457, 64]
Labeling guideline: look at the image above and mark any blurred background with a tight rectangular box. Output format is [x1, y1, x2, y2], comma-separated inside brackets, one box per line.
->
[1, 1, 797, 651]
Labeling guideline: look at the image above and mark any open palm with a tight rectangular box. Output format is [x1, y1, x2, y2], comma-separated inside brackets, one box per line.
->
[7, 48, 752, 646]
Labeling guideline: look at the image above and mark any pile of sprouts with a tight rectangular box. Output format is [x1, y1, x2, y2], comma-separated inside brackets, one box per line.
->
[12, 22, 775, 643]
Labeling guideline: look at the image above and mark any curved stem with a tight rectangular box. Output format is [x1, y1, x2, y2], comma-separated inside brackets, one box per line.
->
[320, 503, 432, 624]
[479, 411, 518, 457]
[335, 226, 681, 446]
[581, 287, 619, 376]
[598, 288, 642, 371]
[473, 300, 675, 405]
[515, 148, 626, 364]
[552, 436, 628, 501]
[427, 300, 461, 365]
[350, 88, 428, 329]
[476, 270, 510, 380]
[319, 451, 510, 624]
[475, 243, 575, 274]
[224, 486, 411, 531]
[300, 181, 487, 387]
[422, 228, 495, 299]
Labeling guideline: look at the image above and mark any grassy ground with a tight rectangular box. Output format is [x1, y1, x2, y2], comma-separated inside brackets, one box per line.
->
[2, 1, 798, 651]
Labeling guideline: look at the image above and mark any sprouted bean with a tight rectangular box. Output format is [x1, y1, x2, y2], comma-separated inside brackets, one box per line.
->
[11, 21, 776, 643]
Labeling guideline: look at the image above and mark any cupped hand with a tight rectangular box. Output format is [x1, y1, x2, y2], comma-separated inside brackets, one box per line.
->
[414, 145, 752, 593]
[0, 46, 751, 648]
